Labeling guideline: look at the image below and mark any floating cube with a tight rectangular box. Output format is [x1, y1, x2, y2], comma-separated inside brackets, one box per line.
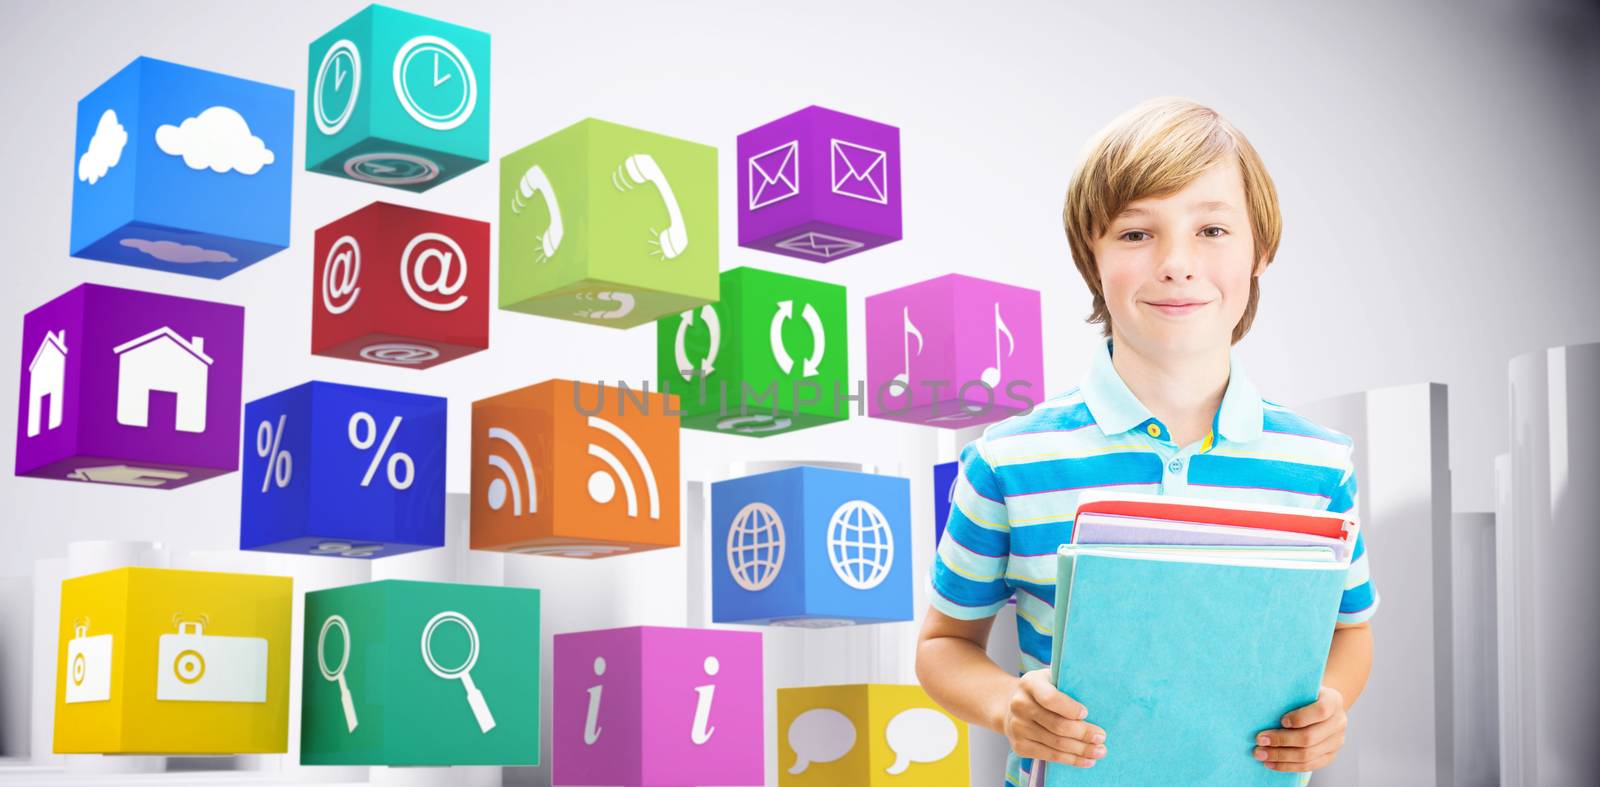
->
[738, 106, 901, 262]
[55, 567, 292, 754]
[932, 460, 957, 548]
[306, 5, 489, 191]
[240, 381, 445, 559]
[656, 266, 848, 437]
[471, 380, 680, 557]
[301, 580, 540, 765]
[69, 57, 293, 279]
[498, 118, 718, 329]
[312, 201, 489, 368]
[14, 283, 244, 489]
[865, 274, 1044, 427]
[711, 466, 911, 626]
[553, 626, 764, 785]
[779, 684, 969, 786]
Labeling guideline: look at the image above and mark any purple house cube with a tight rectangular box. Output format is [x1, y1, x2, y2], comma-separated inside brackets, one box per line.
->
[865, 274, 1044, 427]
[14, 284, 243, 489]
[553, 626, 764, 786]
[738, 105, 900, 262]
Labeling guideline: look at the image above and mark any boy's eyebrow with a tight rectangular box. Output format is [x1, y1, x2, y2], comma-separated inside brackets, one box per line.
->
[1113, 200, 1238, 220]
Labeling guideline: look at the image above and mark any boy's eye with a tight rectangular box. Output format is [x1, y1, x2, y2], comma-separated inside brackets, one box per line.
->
[1119, 230, 1150, 242]
[1200, 226, 1228, 238]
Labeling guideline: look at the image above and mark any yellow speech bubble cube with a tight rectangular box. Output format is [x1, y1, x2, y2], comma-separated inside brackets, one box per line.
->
[779, 683, 969, 786]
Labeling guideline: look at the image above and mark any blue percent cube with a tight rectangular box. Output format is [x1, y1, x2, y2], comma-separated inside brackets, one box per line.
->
[241, 382, 445, 558]
[933, 460, 958, 548]
[711, 465, 911, 626]
[70, 57, 293, 279]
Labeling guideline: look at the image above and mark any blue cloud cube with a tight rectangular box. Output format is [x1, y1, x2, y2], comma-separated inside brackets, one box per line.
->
[70, 57, 294, 279]
[240, 382, 446, 559]
[711, 465, 912, 626]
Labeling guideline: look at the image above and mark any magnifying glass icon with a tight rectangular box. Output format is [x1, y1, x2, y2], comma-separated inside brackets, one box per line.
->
[318, 614, 358, 732]
[421, 610, 496, 733]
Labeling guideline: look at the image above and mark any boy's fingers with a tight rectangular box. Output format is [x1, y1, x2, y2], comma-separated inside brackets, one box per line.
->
[1258, 714, 1343, 749]
[1023, 676, 1087, 721]
[1027, 704, 1106, 742]
[1280, 689, 1338, 729]
[1013, 739, 1099, 769]
[1015, 720, 1105, 760]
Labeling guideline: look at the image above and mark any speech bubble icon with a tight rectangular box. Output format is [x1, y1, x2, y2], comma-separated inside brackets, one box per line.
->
[885, 706, 959, 775]
[787, 707, 857, 775]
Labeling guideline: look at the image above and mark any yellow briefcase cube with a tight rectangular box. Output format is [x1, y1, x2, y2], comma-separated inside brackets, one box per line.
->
[778, 683, 969, 786]
[54, 567, 292, 754]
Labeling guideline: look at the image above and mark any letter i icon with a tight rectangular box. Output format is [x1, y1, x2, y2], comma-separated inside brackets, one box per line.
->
[691, 655, 719, 745]
[584, 656, 605, 745]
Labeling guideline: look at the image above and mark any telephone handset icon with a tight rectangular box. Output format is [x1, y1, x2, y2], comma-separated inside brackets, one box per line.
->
[613, 153, 687, 260]
[511, 164, 563, 264]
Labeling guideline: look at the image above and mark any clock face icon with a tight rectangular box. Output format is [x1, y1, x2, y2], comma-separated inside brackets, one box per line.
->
[343, 151, 441, 186]
[392, 35, 477, 131]
[314, 39, 361, 135]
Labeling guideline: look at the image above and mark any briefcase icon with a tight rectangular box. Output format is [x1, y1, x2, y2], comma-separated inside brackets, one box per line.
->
[155, 620, 268, 703]
[65, 622, 113, 704]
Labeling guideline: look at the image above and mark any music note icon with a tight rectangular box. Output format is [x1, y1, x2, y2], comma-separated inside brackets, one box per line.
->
[981, 302, 1015, 388]
[891, 306, 924, 397]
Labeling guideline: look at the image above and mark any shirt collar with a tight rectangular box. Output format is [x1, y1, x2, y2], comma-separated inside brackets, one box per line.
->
[1079, 337, 1264, 445]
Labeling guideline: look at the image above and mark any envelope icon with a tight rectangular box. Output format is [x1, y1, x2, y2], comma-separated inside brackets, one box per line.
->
[830, 139, 889, 204]
[774, 231, 866, 260]
[748, 140, 800, 210]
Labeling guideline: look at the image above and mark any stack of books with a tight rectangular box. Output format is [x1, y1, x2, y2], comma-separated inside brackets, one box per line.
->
[1034, 491, 1358, 786]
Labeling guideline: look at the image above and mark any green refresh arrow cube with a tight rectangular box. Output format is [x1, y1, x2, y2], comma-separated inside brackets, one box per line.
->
[657, 266, 848, 436]
[299, 580, 539, 766]
[306, 4, 489, 192]
[498, 118, 719, 329]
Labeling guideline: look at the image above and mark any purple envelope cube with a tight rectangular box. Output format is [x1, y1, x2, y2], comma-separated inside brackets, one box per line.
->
[865, 274, 1044, 427]
[14, 283, 243, 489]
[553, 626, 764, 786]
[738, 105, 901, 262]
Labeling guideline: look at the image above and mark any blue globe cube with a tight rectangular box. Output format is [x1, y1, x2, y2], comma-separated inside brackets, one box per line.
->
[70, 57, 293, 279]
[711, 465, 912, 626]
[241, 382, 445, 559]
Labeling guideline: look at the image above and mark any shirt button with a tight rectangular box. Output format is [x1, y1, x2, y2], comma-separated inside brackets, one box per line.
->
[1147, 423, 1162, 438]
[1168, 458, 1184, 474]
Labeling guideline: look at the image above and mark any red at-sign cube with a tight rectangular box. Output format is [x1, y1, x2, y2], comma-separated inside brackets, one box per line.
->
[312, 202, 489, 369]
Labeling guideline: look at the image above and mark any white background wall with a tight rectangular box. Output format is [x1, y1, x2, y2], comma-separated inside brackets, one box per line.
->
[1, 0, 1598, 782]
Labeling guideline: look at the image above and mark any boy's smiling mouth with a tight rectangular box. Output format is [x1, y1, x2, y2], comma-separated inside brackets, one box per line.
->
[1143, 299, 1211, 316]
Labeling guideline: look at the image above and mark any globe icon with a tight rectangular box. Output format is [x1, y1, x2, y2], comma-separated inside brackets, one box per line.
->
[827, 500, 895, 590]
[727, 502, 786, 591]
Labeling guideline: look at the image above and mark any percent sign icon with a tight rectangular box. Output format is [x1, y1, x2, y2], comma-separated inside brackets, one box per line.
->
[257, 414, 292, 492]
[347, 411, 415, 490]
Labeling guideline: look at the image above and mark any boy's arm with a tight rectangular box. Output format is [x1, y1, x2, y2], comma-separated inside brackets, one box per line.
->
[1323, 620, 1373, 710]
[915, 609, 1014, 731]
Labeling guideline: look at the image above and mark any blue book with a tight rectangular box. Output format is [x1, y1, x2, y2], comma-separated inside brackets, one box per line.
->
[1041, 545, 1346, 785]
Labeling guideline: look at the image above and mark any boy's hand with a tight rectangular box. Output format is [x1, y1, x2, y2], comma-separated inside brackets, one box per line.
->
[1254, 686, 1347, 772]
[1004, 669, 1108, 768]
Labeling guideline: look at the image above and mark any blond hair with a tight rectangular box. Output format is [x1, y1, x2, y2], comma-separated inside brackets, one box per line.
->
[1062, 97, 1282, 344]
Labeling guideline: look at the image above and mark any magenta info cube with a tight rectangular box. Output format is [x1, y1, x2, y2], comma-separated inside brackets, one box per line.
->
[865, 274, 1044, 427]
[553, 625, 764, 786]
[737, 105, 901, 262]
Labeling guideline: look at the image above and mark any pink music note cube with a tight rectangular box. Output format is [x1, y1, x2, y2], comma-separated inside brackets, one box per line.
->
[865, 274, 1044, 427]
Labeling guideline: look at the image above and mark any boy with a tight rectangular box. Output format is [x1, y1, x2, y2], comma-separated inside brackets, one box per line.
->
[914, 97, 1379, 786]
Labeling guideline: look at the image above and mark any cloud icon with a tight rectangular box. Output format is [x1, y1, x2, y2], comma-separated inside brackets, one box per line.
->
[120, 237, 237, 264]
[78, 109, 127, 185]
[155, 106, 275, 175]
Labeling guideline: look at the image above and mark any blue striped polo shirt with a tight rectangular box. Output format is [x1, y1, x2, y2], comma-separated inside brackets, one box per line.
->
[930, 336, 1380, 787]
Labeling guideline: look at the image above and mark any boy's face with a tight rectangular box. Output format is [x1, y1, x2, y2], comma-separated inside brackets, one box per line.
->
[1092, 157, 1262, 358]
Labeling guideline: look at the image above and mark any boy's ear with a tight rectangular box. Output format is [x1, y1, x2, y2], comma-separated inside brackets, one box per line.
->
[1253, 254, 1270, 277]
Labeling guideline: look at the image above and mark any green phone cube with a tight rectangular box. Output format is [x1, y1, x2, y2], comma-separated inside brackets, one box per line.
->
[499, 118, 719, 329]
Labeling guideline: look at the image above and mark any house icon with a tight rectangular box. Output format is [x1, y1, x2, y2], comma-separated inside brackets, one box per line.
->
[27, 330, 68, 437]
[113, 326, 212, 434]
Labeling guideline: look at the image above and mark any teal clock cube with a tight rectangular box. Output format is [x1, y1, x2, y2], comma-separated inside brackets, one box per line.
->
[306, 4, 489, 192]
[498, 118, 718, 330]
[657, 266, 848, 436]
[300, 580, 540, 766]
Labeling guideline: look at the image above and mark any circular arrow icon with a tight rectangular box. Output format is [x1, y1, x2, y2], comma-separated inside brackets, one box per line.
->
[772, 300, 826, 377]
[675, 305, 721, 382]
